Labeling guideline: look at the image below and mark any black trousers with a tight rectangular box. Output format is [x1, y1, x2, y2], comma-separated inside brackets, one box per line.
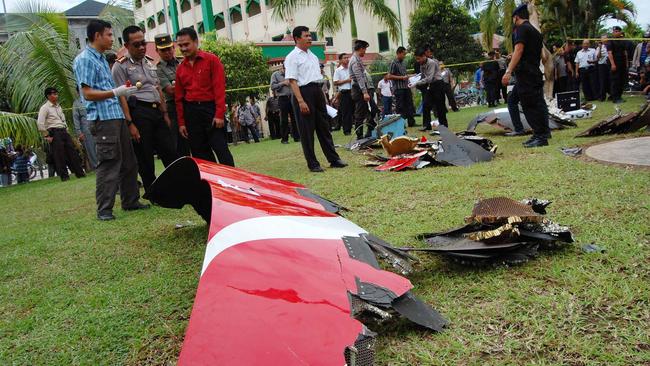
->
[554, 76, 567, 96]
[597, 64, 610, 101]
[498, 69, 508, 101]
[443, 82, 458, 111]
[131, 104, 178, 190]
[279, 95, 300, 142]
[578, 67, 597, 101]
[338, 90, 353, 134]
[421, 86, 433, 129]
[394, 88, 416, 126]
[610, 65, 626, 101]
[485, 81, 499, 106]
[514, 82, 550, 139]
[48, 128, 84, 180]
[167, 103, 191, 157]
[91, 119, 140, 215]
[351, 85, 368, 137]
[240, 124, 260, 142]
[292, 84, 341, 169]
[507, 90, 525, 132]
[268, 112, 280, 139]
[430, 81, 448, 127]
[183, 101, 235, 166]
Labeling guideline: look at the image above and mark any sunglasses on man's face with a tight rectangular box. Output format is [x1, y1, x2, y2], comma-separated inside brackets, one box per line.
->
[131, 40, 147, 48]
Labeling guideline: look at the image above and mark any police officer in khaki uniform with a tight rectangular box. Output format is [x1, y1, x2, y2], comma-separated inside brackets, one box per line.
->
[155, 33, 190, 156]
[112, 25, 178, 192]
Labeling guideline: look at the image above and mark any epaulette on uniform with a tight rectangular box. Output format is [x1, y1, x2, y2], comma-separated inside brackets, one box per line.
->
[145, 55, 155, 61]
[116, 56, 127, 64]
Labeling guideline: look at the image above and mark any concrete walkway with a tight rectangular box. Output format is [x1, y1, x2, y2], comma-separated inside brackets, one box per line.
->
[585, 136, 650, 167]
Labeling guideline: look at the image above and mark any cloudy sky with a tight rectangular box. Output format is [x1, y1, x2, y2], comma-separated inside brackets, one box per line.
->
[3, 0, 650, 31]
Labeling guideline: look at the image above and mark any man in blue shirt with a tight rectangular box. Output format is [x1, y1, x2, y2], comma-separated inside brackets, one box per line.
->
[73, 19, 149, 221]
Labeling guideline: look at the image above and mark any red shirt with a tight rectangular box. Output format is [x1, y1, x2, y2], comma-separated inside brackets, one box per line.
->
[175, 50, 226, 126]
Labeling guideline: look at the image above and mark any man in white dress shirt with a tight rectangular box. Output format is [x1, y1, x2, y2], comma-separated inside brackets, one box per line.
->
[284, 26, 347, 172]
[574, 40, 598, 101]
[333, 53, 353, 135]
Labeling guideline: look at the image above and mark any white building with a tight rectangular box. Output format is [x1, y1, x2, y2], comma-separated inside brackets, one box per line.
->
[134, 0, 416, 57]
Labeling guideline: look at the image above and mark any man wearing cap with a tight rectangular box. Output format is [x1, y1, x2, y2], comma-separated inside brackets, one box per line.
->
[37, 86, 86, 181]
[284, 26, 347, 172]
[155, 33, 190, 156]
[502, 3, 550, 148]
[112, 25, 178, 193]
[607, 26, 628, 104]
[349, 39, 372, 139]
[270, 64, 300, 144]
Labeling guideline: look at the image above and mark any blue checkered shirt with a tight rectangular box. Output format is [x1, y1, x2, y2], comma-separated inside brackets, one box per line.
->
[73, 46, 124, 121]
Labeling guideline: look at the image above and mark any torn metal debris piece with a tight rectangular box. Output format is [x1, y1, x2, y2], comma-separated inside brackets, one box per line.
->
[409, 197, 573, 266]
[145, 157, 447, 365]
[577, 102, 650, 137]
[435, 125, 494, 167]
[466, 105, 577, 133]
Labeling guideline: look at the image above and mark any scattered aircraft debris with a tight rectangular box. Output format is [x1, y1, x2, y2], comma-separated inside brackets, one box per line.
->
[576, 102, 650, 137]
[404, 197, 574, 267]
[144, 157, 448, 365]
[466, 105, 578, 133]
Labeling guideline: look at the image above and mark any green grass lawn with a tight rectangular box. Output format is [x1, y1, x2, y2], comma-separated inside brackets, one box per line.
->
[2, 97, 649, 365]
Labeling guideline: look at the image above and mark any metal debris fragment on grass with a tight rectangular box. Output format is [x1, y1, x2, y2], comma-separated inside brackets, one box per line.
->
[560, 147, 583, 157]
[576, 102, 650, 137]
[406, 197, 574, 267]
[581, 243, 606, 253]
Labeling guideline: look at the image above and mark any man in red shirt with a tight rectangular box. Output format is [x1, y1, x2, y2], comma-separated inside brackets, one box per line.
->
[175, 27, 234, 166]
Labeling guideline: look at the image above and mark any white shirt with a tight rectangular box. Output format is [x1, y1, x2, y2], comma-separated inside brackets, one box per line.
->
[333, 66, 351, 90]
[377, 79, 392, 97]
[575, 48, 596, 69]
[284, 47, 323, 87]
[596, 44, 608, 65]
[37, 101, 67, 132]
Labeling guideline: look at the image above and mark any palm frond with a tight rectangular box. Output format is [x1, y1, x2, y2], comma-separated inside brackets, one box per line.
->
[463, 0, 485, 11]
[359, 0, 401, 41]
[271, 0, 316, 21]
[316, 0, 348, 36]
[0, 112, 42, 147]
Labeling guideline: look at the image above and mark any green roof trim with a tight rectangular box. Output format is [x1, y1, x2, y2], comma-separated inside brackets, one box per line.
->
[259, 43, 325, 60]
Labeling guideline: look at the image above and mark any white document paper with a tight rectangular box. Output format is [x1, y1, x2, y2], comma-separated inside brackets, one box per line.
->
[408, 74, 421, 86]
[326, 105, 338, 118]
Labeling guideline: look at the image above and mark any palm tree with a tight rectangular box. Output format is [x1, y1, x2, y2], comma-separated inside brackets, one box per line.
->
[0, 1, 75, 147]
[271, 0, 401, 44]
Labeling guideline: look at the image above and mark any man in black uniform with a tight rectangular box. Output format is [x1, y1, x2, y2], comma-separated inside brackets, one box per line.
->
[607, 26, 628, 104]
[502, 4, 550, 148]
[483, 51, 501, 107]
[112, 25, 178, 192]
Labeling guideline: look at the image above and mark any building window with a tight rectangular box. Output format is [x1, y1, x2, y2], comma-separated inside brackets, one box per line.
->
[138, 22, 145, 30]
[265, 0, 272, 8]
[310, 32, 318, 41]
[325, 37, 333, 46]
[194, 0, 201, 4]
[75, 38, 81, 49]
[180, 0, 191, 13]
[135, 0, 142, 8]
[147, 16, 156, 29]
[377, 32, 389, 52]
[157, 11, 166, 24]
[272, 34, 283, 41]
[197, 21, 205, 34]
[144, 0, 150, 2]
[118, 37, 123, 46]
[230, 5, 242, 24]
[214, 13, 225, 30]
[247, 0, 261, 17]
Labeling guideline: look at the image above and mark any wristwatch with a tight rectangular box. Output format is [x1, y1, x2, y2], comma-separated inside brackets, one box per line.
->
[126, 119, 133, 126]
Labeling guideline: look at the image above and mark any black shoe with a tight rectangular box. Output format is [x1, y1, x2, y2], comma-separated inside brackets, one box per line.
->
[309, 166, 325, 172]
[97, 212, 115, 221]
[61, 176, 70, 182]
[294, 138, 301, 142]
[505, 130, 526, 136]
[330, 160, 348, 168]
[76, 174, 86, 178]
[281, 140, 289, 144]
[613, 98, 625, 104]
[523, 138, 548, 148]
[123, 202, 151, 211]
[343, 132, 351, 136]
[522, 136, 536, 145]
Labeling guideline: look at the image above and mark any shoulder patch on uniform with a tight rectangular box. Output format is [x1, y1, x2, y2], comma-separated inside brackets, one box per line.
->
[145, 55, 154, 61]
[116, 56, 127, 64]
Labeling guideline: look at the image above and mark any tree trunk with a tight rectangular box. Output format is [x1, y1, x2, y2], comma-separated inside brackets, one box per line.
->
[348, 0, 358, 46]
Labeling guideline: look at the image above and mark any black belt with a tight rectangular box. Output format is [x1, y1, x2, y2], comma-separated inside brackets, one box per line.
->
[136, 100, 161, 109]
[184, 100, 214, 105]
[339, 89, 351, 93]
[579, 66, 593, 70]
[301, 82, 324, 88]
[278, 95, 291, 99]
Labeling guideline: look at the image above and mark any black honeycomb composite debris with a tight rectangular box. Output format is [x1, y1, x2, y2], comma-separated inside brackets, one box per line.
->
[577, 102, 650, 137]
[405, 197, 574, 266]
